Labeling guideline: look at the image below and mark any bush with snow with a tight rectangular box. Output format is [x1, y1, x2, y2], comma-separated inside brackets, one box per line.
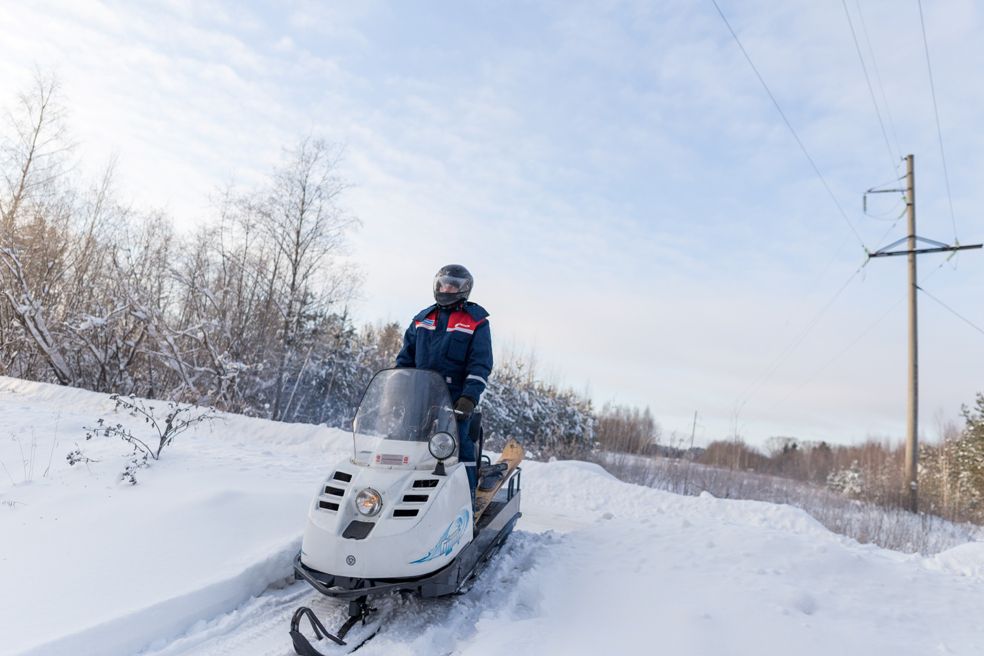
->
[76, 394, 216, 484]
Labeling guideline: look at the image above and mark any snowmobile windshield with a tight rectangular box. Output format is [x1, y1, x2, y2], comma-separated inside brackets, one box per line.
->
[352, 368, 458, 465]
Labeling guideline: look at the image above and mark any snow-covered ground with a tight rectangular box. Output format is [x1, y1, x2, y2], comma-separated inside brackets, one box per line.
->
[2, 376, 983, 656]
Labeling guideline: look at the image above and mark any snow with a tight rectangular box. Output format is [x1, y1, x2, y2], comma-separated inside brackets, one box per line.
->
[2, 376, 983, 656]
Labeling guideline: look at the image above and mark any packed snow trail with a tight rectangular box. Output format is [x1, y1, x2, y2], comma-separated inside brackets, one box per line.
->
[141, 490, 984, 656]
[141, 530, 557, 656]
[3, 377, 984, 656]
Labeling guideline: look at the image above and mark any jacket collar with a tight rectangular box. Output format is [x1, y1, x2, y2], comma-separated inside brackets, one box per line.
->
[414, 302, 488, 321]
[414, 304, 439, 321]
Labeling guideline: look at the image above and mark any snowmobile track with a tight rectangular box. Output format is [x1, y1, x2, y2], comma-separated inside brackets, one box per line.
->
[142, 530, 551, 656]
[141, 583, 333, 656]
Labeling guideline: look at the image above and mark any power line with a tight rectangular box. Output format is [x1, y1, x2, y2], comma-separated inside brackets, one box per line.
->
[854, 0, 904, 164]
[709, 0, 868, 252]
[766, 295, 901, 417]
[917, 0, 959, 243]
[712, 0, 872, 414]
[841, 0, 899, 178]
[764, 259, 949, 415]
[863, 175, 907, 220]
[871, 208, 906, 244]
[866, 202, 906, 221]
[917, 284, 984, 337]
[734, 260, 868, 412]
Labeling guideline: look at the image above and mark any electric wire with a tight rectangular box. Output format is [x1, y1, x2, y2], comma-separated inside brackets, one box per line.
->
[841, 0, 900, 179]
[854, 0, 904, 165]
[872, 208, 906, 245]
[734, 259, 868, 413]
[763, 260, 949, 414]
[864, 175, 907, 220]
[917, 0, 959, 243]
[711, 0, 875, 413]
[710, 0, 868, 252]
[765, 296, 901, 415]
[867, 175, 906, 191]
[867, 202, 906, 221]
[917, 284, 984, 337]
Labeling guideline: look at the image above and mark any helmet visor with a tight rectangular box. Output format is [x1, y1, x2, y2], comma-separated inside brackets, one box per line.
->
[434, 275, 469, 294]
[433, 273, 472, 306]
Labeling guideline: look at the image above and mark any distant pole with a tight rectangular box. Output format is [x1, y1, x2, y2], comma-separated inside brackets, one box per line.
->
[866, 154, 983, 513]
[904, 154, 919, 513]
[689, 410, 698, 451]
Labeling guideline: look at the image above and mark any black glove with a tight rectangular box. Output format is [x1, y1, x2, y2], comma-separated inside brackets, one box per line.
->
[454, 396, 476, 420]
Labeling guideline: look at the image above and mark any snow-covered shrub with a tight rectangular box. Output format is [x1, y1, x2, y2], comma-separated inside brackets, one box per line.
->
[76, 395, 216, 484]
[827, 461, 864, 498]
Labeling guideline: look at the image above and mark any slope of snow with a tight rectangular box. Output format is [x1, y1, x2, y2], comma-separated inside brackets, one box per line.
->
[0, 377, 347, 656]
[2, 377, 983, 656]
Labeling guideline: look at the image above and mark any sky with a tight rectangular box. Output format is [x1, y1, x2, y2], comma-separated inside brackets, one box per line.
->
[1, 0, 982, 448]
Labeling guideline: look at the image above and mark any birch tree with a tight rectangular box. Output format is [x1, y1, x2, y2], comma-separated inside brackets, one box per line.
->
[252, 139, 360, 420]
[0, 75, 76, 383]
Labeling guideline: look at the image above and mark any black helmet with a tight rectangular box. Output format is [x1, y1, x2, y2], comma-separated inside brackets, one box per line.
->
[433, 264, 473, 307]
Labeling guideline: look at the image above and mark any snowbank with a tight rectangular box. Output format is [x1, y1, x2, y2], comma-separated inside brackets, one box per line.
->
[930, 541, 984, 579]
[0, 377, 346, 656]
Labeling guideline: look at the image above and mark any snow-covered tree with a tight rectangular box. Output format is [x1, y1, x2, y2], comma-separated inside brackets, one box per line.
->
[481, 357, 595, 459]
[827, 460, 864, 498]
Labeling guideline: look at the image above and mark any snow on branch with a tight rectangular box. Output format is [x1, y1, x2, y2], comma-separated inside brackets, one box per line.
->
[78, 395, 217, 484]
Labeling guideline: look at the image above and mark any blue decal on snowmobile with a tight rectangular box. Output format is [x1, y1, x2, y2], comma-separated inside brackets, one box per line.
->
[410, 508, 470, 564]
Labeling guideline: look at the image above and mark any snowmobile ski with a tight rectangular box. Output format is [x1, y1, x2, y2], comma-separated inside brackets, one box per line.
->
[290, 598, 380, 655]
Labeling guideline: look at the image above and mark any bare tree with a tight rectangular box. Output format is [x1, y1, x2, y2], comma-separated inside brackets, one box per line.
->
[1, 74, 71, 233]
[0, 74, 76, 383]
[596, 403, 661, 454]
[251, 138, 360, 420]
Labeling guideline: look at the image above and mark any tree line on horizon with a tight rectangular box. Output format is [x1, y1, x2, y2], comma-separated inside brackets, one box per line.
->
[595, 400, 984, 526]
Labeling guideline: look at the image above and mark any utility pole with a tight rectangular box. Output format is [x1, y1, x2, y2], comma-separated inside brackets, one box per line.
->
[866, 154, 982, 512]
[904, 154, 919, 514]
[689, 410, 698, 452]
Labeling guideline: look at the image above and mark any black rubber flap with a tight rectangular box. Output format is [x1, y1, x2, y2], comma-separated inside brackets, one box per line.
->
[342, 520, 375, 540]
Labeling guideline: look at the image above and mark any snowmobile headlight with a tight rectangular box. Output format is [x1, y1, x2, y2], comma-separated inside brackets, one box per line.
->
[428, 432, 456, 460]
[355, 488, 382, 516]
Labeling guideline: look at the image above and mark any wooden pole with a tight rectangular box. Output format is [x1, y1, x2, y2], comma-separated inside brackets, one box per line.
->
[904, 154, 919, 512]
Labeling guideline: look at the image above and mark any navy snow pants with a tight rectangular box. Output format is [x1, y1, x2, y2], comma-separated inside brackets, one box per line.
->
[457, 416, 478, 497]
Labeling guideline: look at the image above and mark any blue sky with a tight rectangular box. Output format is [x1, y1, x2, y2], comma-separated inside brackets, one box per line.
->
[2, 0, 983, 447]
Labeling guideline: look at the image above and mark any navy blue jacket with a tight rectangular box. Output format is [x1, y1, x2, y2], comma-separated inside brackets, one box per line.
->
[395, 302, 492, 404]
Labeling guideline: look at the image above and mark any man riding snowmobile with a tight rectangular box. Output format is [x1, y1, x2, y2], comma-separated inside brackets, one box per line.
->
[395, 264, 492, 497]
[288, 268, 518, 653]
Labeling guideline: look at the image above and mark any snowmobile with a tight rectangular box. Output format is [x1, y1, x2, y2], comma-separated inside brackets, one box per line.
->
[290, 368, 524, 655]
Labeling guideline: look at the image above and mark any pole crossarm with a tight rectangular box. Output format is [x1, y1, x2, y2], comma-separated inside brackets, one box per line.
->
[868, 241, 982, 259]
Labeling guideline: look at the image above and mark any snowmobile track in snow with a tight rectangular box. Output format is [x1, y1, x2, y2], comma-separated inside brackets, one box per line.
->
[142, 530, 554, 656]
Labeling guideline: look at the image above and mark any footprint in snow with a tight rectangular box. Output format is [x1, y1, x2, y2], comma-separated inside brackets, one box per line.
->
[789, 592, 818, 615]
